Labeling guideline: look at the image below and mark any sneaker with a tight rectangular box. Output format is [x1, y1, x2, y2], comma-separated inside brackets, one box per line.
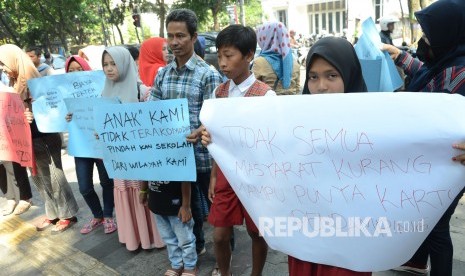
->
[36, 218, 59, 231]
[13, 200, 32, 215]
[392, 262, 430, 275]
[197, 247, 206, 256]
[80, 218, 104, 234]
[2, 200, 17, 216]
[103, 218, 117, 234]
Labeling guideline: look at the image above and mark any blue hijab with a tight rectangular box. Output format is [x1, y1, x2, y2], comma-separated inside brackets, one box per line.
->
[408, 0, 465, 91]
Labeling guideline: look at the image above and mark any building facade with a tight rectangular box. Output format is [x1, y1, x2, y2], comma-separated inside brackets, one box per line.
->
[260, 0, 411, 44]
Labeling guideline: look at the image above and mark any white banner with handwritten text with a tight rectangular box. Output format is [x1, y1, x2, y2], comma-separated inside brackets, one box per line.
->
[200, 93, 465, 272]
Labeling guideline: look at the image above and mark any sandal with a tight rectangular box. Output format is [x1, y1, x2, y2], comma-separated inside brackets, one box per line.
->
[211, 264, 220, 276]
[36, 218, 59, 231]
[80, 218, 104, 234]
[165, 268, 183, 276]
[13, 200, 32, 215]
[103, 217, 117, 234]
[51, 217, 77, 233]
[2, 200, 16, 216]
[181, 267, 198, 276]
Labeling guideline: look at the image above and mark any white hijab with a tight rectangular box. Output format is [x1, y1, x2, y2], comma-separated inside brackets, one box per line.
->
[101, 46, 139, 103]
[78, 45, 105, 70]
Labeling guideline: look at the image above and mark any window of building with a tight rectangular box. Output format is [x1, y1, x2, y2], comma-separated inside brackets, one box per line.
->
[374, 0, 384, 21]
[307, 0, 346, 35]
[277, 10, 288, 27]
[328, 12, 333, 33]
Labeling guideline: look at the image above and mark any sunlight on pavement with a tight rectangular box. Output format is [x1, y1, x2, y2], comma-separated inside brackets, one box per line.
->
[0, 216, 36, 247]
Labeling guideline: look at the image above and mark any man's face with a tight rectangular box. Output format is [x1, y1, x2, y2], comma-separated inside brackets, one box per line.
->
[166, 21, 196, 60]
[387, 22, 395, 32]
[27, 51, 40, 67]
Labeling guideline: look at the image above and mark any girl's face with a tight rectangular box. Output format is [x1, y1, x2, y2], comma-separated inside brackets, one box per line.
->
[102, 53, 119, 81]
[162, 42, 169, 62]
[67, 61, 83, 72]
[307, 56, 344, 94]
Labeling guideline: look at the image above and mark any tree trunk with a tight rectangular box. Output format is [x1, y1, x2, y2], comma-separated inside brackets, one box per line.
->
[211, 0, 222, 31]
[399, 0, 405, 42]
[407, 0, 414, 43]
[115, 25, 124, 45]
[0, 15, 21, 46]
[158, 0, 165, 37]
[420, 0, 431, 9]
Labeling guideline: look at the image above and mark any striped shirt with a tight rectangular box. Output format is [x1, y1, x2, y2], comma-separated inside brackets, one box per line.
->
[396, 51, 465, 95]
[150, 53, 222, 173]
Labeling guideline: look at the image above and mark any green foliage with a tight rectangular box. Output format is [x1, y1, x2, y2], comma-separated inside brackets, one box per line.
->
[170, 0, 263, 32]
[0, 0, 166, 50]
[244, 0, 262, 28]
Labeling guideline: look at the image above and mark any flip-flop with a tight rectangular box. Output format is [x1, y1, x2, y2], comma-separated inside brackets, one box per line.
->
[181, 267, 198, 276]
[51, 217, 77, 233]
[164, 268, 183, 276]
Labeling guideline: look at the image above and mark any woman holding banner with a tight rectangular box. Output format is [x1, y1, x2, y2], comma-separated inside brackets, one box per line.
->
[382, 0, 465, 275]
[100, 46, 164, 250]
[65, 55, 116, 235]
[0, 45, 36, 216]
[0, 44, 79, 232]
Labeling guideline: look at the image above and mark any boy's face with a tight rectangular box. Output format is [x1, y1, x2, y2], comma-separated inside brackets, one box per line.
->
[217, 46, 253, 83]
[167, 21, 196, 60]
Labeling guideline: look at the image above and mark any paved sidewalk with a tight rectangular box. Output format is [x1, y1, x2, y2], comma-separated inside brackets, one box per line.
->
[1, 151, 465, 275]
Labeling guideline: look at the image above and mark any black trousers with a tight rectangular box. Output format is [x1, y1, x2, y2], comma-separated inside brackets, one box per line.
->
[409, 187, 465, 276]
[0, 161, 32, 201]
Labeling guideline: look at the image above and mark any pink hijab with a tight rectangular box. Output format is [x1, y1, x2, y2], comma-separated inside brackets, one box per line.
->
[65, 55, 92, 72]
[138, 37, 167, 87]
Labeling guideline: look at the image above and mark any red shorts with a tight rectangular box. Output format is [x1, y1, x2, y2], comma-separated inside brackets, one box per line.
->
[208, 167, 258, 233]
[288, 256, 371, 276]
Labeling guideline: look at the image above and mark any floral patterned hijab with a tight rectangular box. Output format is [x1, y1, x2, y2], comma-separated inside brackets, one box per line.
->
[256, 22, 293, 89]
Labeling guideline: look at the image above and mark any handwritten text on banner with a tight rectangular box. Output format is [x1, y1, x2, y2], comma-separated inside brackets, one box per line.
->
[64, 97, 120, 158]
[93, 99, 196, 181]
[0, 92, 33, 167]
[27, 70, 105, 133]
[200, 93, 465, 272]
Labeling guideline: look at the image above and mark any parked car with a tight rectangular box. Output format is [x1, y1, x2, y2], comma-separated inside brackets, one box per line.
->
[199, 32, 220, 70]
[199, 32, 262, 72]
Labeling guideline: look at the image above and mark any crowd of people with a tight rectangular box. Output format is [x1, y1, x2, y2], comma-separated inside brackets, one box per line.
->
[1, 0, 465, 275]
